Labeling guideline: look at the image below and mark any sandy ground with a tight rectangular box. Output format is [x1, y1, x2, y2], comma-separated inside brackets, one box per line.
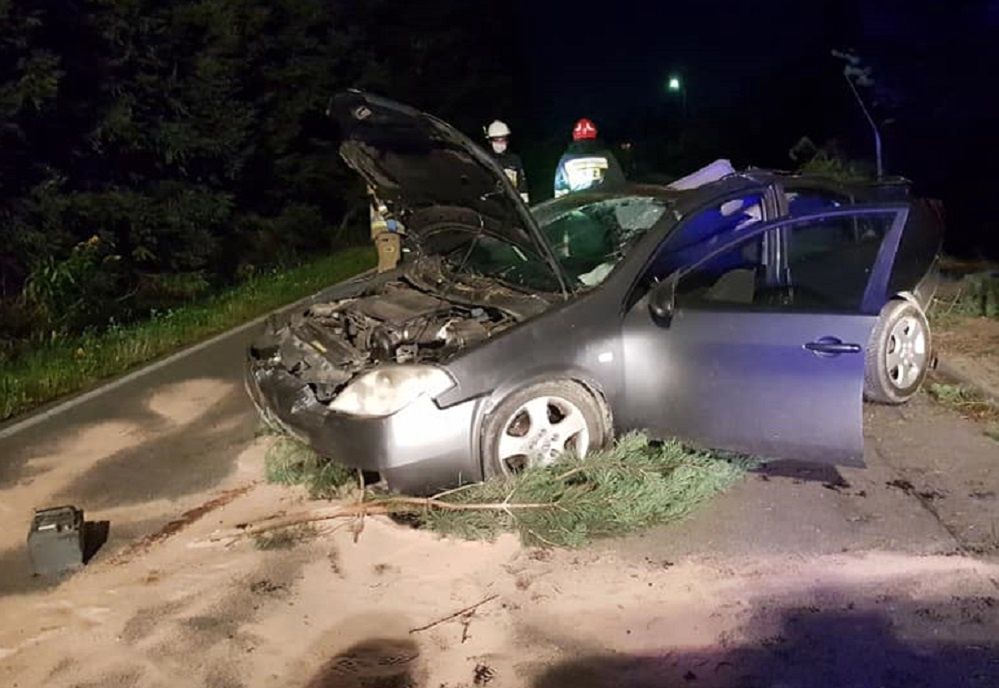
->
[2, 431, 999, 688]
[934, 316, 999, 398]
[0, 376, 255, 599]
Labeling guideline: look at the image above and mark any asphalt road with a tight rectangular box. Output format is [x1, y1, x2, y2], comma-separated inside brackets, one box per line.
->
[612, 395, 999, 561]
[0, 298, 309, 594]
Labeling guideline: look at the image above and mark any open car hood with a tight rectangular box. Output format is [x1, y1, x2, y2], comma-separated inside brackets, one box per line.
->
[333, 91, 567, 294]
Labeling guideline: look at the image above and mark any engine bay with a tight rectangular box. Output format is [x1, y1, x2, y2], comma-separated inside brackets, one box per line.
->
[249, 273, 536, 403]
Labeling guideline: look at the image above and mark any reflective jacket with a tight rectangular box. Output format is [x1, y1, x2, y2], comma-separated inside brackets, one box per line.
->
[369, 196, 404, 240]
[553, 140, 626, 197]
[492, 151, 529, 203]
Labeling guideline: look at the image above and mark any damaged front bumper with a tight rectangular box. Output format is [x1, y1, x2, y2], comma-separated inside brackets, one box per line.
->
[245, 360, 483, 494]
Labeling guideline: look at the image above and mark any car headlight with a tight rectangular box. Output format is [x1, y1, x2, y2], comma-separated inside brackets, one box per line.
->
[327, 365, 455, 417]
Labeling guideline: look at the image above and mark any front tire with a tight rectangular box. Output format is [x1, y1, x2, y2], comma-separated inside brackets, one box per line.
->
[864, 300, 931, 405]
[481, 380, 609, 479]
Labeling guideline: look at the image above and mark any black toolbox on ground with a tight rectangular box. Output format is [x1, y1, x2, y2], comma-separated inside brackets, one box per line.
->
[27, 505, 85, 576]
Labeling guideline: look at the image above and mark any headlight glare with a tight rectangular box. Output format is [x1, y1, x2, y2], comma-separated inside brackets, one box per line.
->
[327, 365, 454, 417]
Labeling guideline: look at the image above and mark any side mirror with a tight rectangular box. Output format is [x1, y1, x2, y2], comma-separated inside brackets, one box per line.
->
[648, 277, 677, 325]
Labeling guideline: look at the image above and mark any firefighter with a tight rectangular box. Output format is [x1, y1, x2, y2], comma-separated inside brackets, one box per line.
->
[553, 118, 626, 197]
[369, 188, 404, 273]
[484, 120, 529, 203]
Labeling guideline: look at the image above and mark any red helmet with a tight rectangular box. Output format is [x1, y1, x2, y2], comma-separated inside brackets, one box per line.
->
[572, 118, 597, 141]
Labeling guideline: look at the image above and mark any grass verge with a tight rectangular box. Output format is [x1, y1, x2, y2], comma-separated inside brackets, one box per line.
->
[930, 272, 999, 327]
[0, 246, 375, 422]
[927, 383, 999, 441]
[263, 432, 755, 548]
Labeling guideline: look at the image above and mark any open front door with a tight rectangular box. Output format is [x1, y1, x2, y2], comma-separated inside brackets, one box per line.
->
[621, 208, 905, 465]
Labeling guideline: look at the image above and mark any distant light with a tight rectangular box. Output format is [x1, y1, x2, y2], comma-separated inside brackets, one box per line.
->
[667, 76, 681, 92]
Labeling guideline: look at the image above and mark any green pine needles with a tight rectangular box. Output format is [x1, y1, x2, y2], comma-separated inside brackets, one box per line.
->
[263, 432, 755, 548]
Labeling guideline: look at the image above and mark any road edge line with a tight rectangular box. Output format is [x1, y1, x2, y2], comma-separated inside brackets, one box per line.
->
[0, 272, 371, 441]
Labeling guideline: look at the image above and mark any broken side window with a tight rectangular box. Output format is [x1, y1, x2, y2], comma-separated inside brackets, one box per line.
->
[643, 193, 765, 284]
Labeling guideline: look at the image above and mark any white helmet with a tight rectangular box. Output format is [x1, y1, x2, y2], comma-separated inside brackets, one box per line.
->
[485, 120, 511, 139]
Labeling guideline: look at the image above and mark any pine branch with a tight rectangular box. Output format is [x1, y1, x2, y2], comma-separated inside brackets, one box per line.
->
[209, 494, 558, 542]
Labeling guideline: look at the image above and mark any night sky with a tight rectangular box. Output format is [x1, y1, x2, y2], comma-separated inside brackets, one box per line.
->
[515, 1, 847, 125]
[510, 0, 999, 255]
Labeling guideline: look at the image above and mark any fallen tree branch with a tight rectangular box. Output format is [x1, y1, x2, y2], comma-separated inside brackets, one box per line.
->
[408, 594, 499, 634]
[430, 481, 484, 501]
[199, 431, 750, 550]
[207, 495, 557, 542]
[553, 466, 586, 482]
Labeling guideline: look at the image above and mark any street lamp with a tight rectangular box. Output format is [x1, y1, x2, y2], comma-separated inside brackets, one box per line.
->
[831, 49, 884, 178]
[666, 74, 686, 117]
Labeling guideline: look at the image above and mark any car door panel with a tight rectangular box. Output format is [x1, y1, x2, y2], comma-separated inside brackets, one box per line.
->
[620, 304, 875, 465]
[619, 207, 905, 466]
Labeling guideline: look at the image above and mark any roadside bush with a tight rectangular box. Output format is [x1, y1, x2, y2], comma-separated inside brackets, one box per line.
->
[22, 235, 128, 334]
[0, 246, 375, 421]
[232, 204, 332, 274]
[0, 299, 38, 350]
[1, 0, 518, 348]
[789, 136, 873, 183]
[953, 273, 999, 318]
[132, 271, 213, 313]
[932, 273, 999, 321]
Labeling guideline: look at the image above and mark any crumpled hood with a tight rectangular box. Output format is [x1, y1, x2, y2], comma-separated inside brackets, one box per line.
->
[333, 91, 567, 293]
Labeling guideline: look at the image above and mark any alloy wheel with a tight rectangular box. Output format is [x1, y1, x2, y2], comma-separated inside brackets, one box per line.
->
[885, 315, 928, 390]
[496, 395, 591, 475]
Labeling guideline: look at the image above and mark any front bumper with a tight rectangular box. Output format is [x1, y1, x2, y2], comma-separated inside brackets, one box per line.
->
[245, 361, 483, 494]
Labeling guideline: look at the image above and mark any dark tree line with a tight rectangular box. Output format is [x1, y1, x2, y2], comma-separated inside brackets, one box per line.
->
[0, 0, 516, 341]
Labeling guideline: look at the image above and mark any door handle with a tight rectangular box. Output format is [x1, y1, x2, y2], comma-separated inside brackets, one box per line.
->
[804, 337, 862, 356]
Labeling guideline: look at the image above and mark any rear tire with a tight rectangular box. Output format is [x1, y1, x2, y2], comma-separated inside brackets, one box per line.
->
[864, 299, 931, 405]
[481, 380, 609, 479]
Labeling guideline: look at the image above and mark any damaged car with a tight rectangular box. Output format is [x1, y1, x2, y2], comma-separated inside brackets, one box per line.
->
[246, 91, 943, 494]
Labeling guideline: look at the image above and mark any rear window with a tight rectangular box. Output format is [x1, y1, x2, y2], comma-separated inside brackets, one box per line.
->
[644, 194, 763, 282]
[786, 190, 849, 216]
[786, 213, 895, 310]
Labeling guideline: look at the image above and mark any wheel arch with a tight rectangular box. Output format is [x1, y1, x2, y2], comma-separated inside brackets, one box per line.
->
[471, 366, 614, 476]
[889, 290, 925, 314]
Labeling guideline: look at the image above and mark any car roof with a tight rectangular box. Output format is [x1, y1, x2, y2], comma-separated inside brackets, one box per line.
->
[672, 169, 911, 204]
[531, 170, 915, 225]
[539, 169, 910, 203]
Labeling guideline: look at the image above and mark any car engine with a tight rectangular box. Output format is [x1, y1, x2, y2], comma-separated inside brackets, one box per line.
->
[250, 279, 523, 403]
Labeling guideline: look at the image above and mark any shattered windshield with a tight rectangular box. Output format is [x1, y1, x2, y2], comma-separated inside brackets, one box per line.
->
[438, 195, 669, 293]
[537, 196, 670, 287]
[442, 234, 563, 293]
